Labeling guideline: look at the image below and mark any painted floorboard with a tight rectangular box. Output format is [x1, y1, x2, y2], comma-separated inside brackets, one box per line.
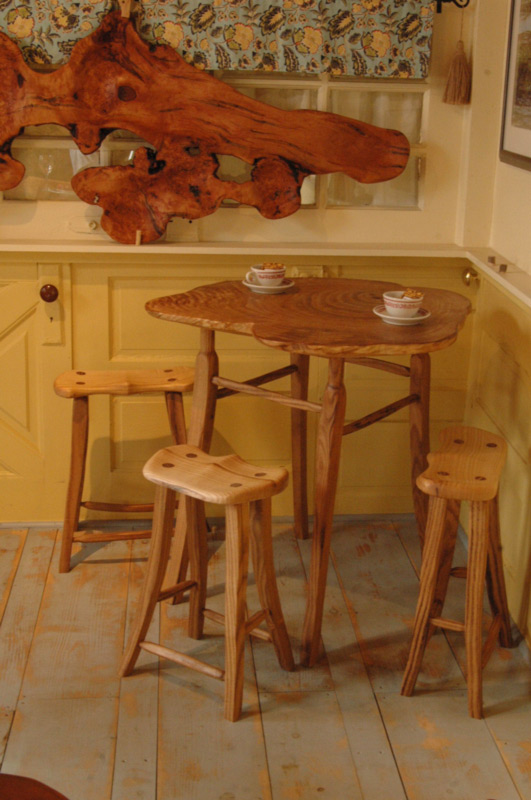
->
[156, 539, 273, 800]
[111, 540, 159, 800]
[0, 529, 55, 761]
[297, 534, 408, 800]
[0, 530, 27, 624]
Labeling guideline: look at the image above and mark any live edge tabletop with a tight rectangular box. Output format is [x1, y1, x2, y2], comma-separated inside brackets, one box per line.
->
[145, 278, 471, 357]
[146, 277, 471, 667]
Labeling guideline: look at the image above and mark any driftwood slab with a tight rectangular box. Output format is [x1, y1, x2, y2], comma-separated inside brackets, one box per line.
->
[0, 12, 410, 244]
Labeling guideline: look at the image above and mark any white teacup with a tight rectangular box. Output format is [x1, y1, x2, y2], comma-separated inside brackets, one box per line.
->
[246, 263, 286, 287]
[383, 289, 424, 318]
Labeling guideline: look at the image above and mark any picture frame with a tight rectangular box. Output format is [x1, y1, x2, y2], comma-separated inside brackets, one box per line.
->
[500, 0, 531, 171]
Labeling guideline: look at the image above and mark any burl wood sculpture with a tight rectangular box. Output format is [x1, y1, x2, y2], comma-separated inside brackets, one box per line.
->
[0, 11, 410, 244]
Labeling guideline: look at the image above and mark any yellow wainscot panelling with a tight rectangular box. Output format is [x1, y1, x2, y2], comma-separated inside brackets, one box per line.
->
[113, 395, 184, 468]
[473, 331, 531, 459]
[465, 274, 531, 648]
[477, 279, 531, 368]
[498, 447, 531, 635]
[212, 395, 292, 463]
[464, 401, 531, 644]
[336, 422, 415, 514]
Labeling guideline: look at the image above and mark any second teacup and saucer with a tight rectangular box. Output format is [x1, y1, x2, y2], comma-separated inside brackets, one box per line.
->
[243, 263, 294, 294]
[373, 289, 430, 326]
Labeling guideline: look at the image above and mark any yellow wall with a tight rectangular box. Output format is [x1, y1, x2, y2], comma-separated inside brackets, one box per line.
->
[457, 0, 531, 274]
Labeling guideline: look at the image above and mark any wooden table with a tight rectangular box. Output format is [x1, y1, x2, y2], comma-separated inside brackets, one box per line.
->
[147, 278, 471, 666]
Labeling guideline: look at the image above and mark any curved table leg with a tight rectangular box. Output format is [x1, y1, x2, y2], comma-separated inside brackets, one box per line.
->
[300, 357, 346, 667]
[409, 353, 431, 547]
[290, 353, 310, 540]
[166, 328, 219, 597]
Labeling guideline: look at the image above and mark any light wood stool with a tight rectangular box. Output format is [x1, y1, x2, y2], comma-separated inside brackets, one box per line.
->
[54, 367, 194, 573]
[121, 444, 295, 721]
[0, 774, 70, 800]
[401, 425, 514, 718]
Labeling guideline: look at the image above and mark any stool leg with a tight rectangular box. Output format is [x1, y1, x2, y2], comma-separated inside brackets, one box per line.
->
[249, 498, 295, 671]
[401, 495, 449, 697]
[290, 353, 309, 540]
[59, 396, 89, 573]
[465, 500, 489, 719]
[120, 485, 176, 677]
[163, 391, 190, 592]
[431, 499, 460, 623]
[485, 494, 513, 648]
[224, 503, 249, 722]
[165, 391, 187, 445]
[187, 496, 208, 640]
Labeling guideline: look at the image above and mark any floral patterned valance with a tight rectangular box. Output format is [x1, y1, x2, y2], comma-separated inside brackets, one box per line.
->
[0, 0, 435, 77]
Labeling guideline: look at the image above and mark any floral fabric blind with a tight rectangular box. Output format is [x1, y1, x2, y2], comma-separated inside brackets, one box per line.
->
[0, 0, 435, 77]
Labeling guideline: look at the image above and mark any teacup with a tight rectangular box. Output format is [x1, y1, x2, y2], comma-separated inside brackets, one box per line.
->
[383, 289, 424, 318]
[246, 263, 286, 287]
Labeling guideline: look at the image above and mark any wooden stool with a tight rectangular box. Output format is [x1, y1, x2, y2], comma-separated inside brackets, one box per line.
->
[120, 444, 294, 721]
[54, 367, 194, 573]
[0, 774, 70, 800]
[401, 425, 514, 718]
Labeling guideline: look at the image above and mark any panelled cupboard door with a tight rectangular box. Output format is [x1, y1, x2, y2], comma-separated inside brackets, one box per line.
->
[71, 262, 204, 516]
[0, 262, 71, 521]
[71, 259, 302, 518]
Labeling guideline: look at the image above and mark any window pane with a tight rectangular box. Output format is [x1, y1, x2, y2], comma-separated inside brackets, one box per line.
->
[329, 90, 423, 145]
[3, 147, 101, 200]
[233, 86, 318, 111]
[327, 156, 420, 208]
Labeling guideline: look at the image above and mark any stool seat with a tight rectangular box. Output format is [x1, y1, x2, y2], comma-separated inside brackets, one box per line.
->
[54, 366, 193, 572]
[54, 367, 195, 398]
[417, 426, 507, 501]
[143, 445, 289, 505]
[401, 425, 514, 718]
[122, 445, 294, 721]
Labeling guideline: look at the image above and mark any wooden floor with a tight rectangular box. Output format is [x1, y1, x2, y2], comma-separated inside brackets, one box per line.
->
[0, 515, 530, 800]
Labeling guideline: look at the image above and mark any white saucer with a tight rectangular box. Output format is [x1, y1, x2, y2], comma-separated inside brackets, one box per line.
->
[242, 278, 294, 294]
[373, 304, 430, 326]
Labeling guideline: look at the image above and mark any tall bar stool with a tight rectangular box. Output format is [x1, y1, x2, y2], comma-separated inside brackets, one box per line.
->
[401, 425, 514, 718]
[54, 367, 194, 573]
[120, 444, 294, 722]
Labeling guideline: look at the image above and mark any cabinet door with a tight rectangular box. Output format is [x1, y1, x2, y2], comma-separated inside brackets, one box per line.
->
[0, 262, 71, 521]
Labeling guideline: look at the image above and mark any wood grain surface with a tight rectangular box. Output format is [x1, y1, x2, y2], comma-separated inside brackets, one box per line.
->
[146, 278, 471, 357]
[0, 12, 409, 244]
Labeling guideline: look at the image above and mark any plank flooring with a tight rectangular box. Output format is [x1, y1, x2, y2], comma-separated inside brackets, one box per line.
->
[0, 515, 530, 800]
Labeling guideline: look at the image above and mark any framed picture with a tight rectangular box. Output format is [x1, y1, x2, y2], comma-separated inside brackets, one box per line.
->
[500, 0, 531, 171]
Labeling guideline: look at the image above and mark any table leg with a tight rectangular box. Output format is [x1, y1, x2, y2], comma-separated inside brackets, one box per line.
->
[409, 353, 430, 546]
[290, 353, 310, 540]
[165, 329, 219, 595]
[300, 358, 346, 667]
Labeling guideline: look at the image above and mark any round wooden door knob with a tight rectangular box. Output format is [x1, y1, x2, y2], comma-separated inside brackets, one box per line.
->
[40, 284, 59, 302]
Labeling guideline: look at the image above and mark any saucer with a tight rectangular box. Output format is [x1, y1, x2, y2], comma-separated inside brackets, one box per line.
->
[373, 304, 430, 326]
[242, 278, 294, 294]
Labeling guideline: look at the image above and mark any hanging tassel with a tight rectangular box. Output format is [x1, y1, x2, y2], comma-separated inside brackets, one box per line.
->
[443, 40, 471, 105]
